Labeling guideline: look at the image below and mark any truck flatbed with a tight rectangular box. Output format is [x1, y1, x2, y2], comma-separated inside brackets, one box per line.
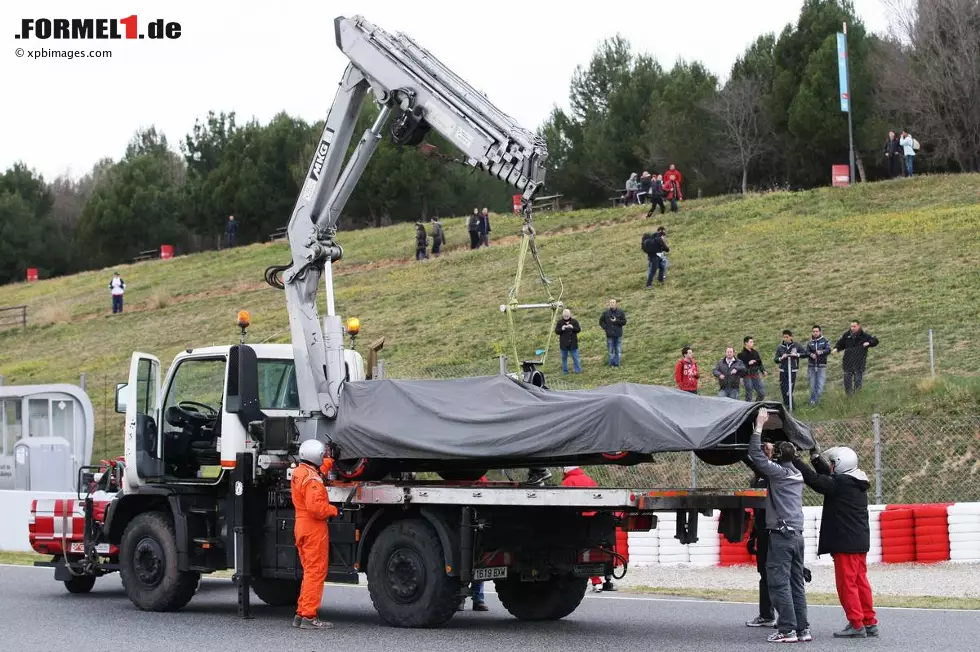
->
[328, 481, 767, 511]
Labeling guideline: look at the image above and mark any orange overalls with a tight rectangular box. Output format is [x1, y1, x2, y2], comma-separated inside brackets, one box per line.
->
[291, 458, 339, 620]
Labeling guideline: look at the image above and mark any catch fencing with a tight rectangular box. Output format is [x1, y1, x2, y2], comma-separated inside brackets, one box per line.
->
[377, 356, 980, 505]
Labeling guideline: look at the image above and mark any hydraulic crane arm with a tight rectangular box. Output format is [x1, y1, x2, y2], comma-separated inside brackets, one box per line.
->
[267, 15, 549, 421]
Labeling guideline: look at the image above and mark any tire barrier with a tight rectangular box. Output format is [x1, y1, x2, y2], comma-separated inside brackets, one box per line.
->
[623, 502, 980, 568]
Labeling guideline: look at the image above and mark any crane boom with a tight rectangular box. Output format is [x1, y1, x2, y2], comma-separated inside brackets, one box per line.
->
[267, 15, 549, 424]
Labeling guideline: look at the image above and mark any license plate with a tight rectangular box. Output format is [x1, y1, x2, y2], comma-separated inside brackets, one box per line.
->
[473, 566, 508, 581]
[573, 564, 605, 577]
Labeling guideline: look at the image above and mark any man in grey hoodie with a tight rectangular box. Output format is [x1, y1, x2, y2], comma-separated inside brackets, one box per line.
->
[749, 409, 811, 643]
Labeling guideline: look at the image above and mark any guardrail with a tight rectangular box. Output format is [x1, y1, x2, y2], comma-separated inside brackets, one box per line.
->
[0, 305, 27, 331]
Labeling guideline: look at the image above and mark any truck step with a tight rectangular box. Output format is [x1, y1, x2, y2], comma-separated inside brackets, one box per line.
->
[188, 506, 218, 515]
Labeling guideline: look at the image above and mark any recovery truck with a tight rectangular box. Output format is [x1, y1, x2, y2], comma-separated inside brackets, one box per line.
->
[29, 15, 785, 627]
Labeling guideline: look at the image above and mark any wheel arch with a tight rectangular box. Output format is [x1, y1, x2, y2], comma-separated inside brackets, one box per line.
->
[356, 507, 458, 577]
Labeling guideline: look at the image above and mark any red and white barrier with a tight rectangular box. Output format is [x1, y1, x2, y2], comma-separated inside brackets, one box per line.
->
[627, 502, 980, 567]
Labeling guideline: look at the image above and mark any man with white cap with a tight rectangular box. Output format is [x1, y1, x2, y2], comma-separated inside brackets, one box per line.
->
[792, 446, 878, 639]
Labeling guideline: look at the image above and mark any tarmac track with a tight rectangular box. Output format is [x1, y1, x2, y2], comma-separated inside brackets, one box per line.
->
[1, 564, 977, 651]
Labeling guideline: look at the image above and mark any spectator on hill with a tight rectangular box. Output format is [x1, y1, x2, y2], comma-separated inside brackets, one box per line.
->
[805, 325, 832, 406]
[675, 346, 700, 393]
[883, 131, 902, 179]
[625, 172, 639, 205]
[599, 299, 627, 367]
[738, 336, 767, 401]
[713, 346, 747, 399]
[664, 165, 683, 205]
[664, 174, 681, 213]
[467, 208, 481, 249]
[637, 171, 652, 204]
[108, 271, 126, 314]
[226, 215, 237, 248]
[555, 308, 582, 374]
[429, 217, 446, 257]
[831, 321, 879, 396]
[646, 175, 666, 216]
[775, 330, 805, 409]
[414, 222, 429, 261]
[642, 226, 669, 288]
[899, 130, 918, 177]
[480, 207, 492, 246]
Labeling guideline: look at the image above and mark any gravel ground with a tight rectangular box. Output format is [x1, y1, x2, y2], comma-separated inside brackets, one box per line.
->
[617, 562, 980, 598]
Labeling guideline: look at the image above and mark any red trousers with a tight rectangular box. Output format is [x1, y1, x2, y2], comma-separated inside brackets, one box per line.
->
[833, 552, 877, 629]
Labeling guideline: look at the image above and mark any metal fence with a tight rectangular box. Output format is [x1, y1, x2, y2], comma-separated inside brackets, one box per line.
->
[377, 356, 980, 505]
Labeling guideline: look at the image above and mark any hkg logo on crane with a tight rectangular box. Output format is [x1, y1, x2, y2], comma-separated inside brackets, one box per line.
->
[15, 16, 182, 40]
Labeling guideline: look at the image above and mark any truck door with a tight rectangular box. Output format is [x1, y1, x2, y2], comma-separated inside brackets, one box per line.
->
[119, 353, 162, 489]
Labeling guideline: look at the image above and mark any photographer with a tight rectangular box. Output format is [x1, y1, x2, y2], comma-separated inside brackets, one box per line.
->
[793, 447, 879, 639]
[748, 410, 810, 643]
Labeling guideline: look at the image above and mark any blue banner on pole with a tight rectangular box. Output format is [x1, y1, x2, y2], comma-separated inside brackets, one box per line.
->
[837, 32, 850, 113]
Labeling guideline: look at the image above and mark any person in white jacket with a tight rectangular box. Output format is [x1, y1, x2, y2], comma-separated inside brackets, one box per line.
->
[108, 272, 125, 313]
[899, 130, 917, 177]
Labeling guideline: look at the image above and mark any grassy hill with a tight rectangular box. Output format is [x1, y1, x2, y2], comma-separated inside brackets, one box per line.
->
[1, 174, 979, 465]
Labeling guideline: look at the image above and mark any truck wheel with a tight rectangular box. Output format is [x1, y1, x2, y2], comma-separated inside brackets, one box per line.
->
[63, 574, 96, 594]
[366, 518, 458, 628]
[119, 512, 200, 612]
[251, 576, 302, 606]
[335, 458, 391, 481]
[436, 470, 487, 482]
[494, 575, 587, 621]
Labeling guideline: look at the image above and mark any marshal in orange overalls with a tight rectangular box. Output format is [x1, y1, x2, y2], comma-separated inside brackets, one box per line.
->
[291, 458, 339, 620]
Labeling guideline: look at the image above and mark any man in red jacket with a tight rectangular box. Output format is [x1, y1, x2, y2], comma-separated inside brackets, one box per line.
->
[675, 346, 700, 393]
[561, 466, 615, 592]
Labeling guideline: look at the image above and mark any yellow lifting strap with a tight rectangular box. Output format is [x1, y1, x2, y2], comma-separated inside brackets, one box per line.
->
[500, 201, 564, 374]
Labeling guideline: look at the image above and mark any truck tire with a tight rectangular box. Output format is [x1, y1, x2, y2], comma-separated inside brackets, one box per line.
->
[494, 575, 587, 621]
[366, 518, 458, 628]
[119, 512, 200, 612]
[251, 576, 302, 607]
[63, 574, 96, 594]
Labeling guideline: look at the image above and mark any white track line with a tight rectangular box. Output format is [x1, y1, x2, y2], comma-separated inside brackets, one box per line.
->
[6, 564, 980, 613]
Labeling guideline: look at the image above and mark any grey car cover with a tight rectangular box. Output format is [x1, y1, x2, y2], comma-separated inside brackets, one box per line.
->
[330, 375, 813, 460]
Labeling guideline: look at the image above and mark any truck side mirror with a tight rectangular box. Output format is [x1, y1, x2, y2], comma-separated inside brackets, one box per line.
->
[114, 382, 128, 413]
[226, 344, 265, 432]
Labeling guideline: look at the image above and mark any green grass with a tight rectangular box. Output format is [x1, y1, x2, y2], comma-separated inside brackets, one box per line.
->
[1, 174, 979, 465]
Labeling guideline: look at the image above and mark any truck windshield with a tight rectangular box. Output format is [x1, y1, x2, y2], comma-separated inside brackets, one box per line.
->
[257, 359, 299, 410]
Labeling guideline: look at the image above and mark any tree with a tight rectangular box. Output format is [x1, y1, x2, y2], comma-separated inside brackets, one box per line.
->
[76, 129, 188, 266]
[876, 0, 980, 172]
[709, 77, 776, 193]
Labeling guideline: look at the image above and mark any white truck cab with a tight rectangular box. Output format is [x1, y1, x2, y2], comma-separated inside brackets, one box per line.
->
[115, 344, 365, 493]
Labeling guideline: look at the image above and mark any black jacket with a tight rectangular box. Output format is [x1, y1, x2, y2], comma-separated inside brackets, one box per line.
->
[834, 329, 879, 373]
[805, 336, 832, 367]
[599, 308, 627, 338]
[775, 341, 805, 373]
[555, 317, 581, 350]
[792, 456, 871, 556]
[737, 347, 766, 377]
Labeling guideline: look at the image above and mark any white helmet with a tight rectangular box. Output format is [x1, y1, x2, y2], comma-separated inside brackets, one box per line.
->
[298, 439, 326, 465]
[827, 446, 858, 475]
